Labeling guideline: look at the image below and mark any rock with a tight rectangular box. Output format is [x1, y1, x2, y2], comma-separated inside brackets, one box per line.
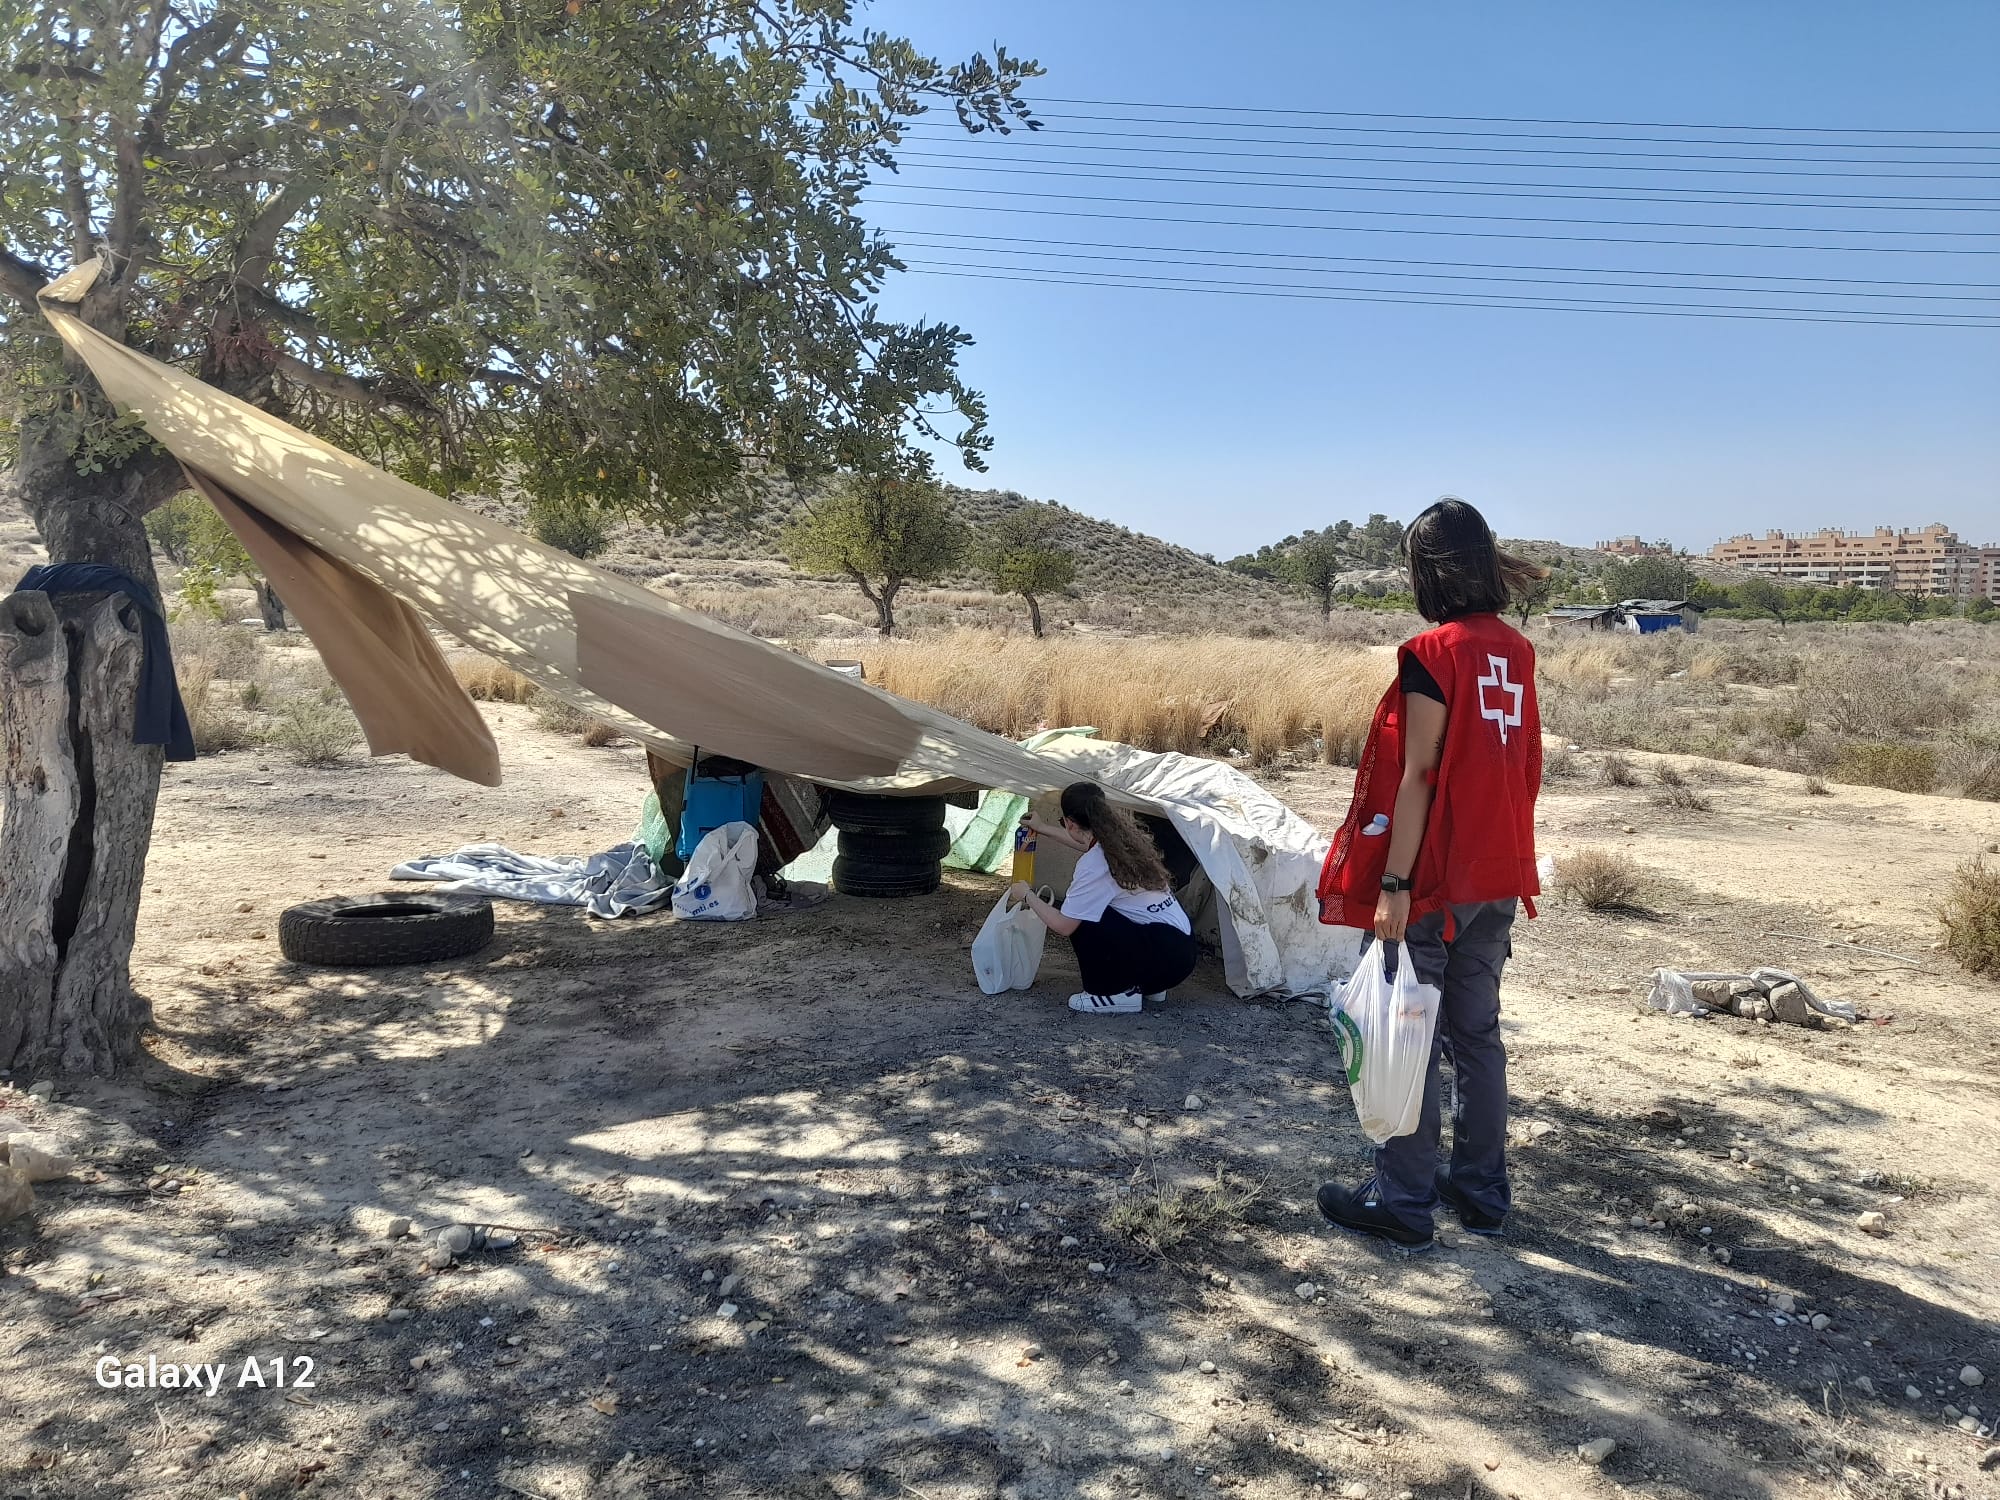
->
[1945, 1406, 1963, 1421]
[1, 1141, 73, 1183]
[1729, 1148, 1746, 1162]
[1979, 1446, 2000, 1471]
[1810, 1314, 1831, 1331]
[25, 1080, 54, 1100]
[1769, 1293, 1796, 1314]
[1294, 1282, 1319, 1302]
[1343, 1484, 1369, 1499]
[1198, 1360, 1218, 1375]
[1710, 1248, 1732, 1265]
[1117, 1379, 1132, 1394]
[1963, 1366, 1987, 1388]
[436, 1224, 473, 1255]
[1854, 1376, 1874, 1395]
[0, 1165, 33, 1221]
[1690, 979, 1736, 1010]
[1131, 1116, 1149, 1131]
[1087, 1262, 1107, 1275]
[1183, 1094, 1204, 1111]
[1766, 981, 1816, 1027]
[718, 1274, 740, 1297]
[1209, 1272, 1230, 1287]
[385, 1217, 411, 1240]
[1527, 1120, 1554, 1139]
[425, 1245, 454, 1269]
[385, 1307, 413, 1322]
[1857, 1211, 1888, 1235]
[1578, 1437, 1616, 1465]
[1907, 1386, 1923, 1400]
[1021, 1344, 1042, 1361]
[1961, 1416, 1981, 1433]
[1059, 1236, 1080, 1249]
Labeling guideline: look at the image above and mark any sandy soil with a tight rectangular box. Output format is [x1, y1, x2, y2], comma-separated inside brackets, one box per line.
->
[3, 692, 1999, 1500]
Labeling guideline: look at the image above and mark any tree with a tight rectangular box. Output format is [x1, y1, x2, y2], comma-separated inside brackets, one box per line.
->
[1736, 575, 1791, 626]
[1355, 513, 1403, 566]
[1613, 552, 1695, 602]
[1283, 529, 1344, 619]
[0, 0, 1037, 1074]
[981, 502, 1075, 637]
[783, 472, 967, 635]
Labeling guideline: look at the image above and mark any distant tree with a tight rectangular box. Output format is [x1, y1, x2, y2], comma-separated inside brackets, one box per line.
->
[1614, 553, 1695, 602]
[1284, 529, 1346, 618]
[527, 495, 611, 561]
[1331, 518, 1355, 548]
[1511, 569, 1556, 628]
[784, 473, 967, 636]
[981, 502, 1075, 636]
[1356, 512, 1403, 566]
[1736, 575, 1791, 626]
[145, 493, 286, 629]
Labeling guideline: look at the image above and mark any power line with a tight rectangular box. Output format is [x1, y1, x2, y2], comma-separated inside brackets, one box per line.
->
[901, 263, 2000, 329]
[885, 232, 2000, 303]
[898, 124, 2000, 177]
[1021, 95, 2000, 138]
[870, 184, 2000, 242]
[893, 151, 2000, 210]
[879, 227, 2000, 290]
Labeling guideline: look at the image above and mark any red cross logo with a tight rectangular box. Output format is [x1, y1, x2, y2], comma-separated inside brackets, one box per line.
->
[1476, 654, 1524, 745]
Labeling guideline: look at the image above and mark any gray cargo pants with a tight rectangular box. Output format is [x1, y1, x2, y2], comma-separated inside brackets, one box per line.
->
[1362, 898, 1517, 1234]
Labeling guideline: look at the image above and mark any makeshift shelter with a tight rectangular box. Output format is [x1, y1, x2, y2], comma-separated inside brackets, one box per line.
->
[31, 261, 1361, 998]
[1616, 599, 1697, 635]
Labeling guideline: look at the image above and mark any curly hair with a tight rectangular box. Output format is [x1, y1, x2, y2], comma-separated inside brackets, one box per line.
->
[1060, 782, 1172, 892]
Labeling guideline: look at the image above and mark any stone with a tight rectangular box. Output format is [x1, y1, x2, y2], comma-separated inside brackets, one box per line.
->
[718, 1274, 740, 1297]
[1766, 982, 1814, 1027]
[1527, 1121, 1554, 1139]
[425, 1245, 454, 1270]
[1, 1140, 73, 1183]
[0, 1165, 32, 1222]
[1578, 1437, 1616, 1465]
[385, 1308, 413, 1322]
[1963, 1366, 1987, 1388]
[1810, 1314, 1831, 1331]
[1021, 1344, 1042, 1361]
[1209, 1272, 1230, 1287]
[1131, 1117, 1149, 1131]
[1087, 1262, 1107, 1275]
[436, 1224, 473, 1256]
[25, 1080, 54, 1100]
[1294, 1282, 1319, 1302]
[717, 1302, 739, 1319]
[385, 1217, 411, 1240]
[1979, 1446, 2000, 1471]
[1183, 1094, 1204, 1111]
[1856, 1211, 1888, 1235]
[1343, 1484, 1369, 1499]
[1961, 1417, 1981, 1433]
[1854, 1377, 1874, 1396]
[486, 1231, 519, 1251]
[1907, 1386, 1924, 1401]
[1059, 1236, 1080, 1250]
[1769, 1293, 1796, 1314]
[1117, 1380, 1132, 1394]
[1199, 1360, 1218, 1375]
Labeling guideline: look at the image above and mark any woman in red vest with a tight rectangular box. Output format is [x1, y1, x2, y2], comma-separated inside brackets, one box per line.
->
[1315, 498, 1546, 1252]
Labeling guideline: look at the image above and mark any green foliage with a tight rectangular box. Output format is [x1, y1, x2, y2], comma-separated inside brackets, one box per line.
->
[783, 472, 967, 634]
[527, 495, 610, 560]
[0, 0, 1041, 528]
[1832, 742, 1939, 794]
[981, 502, 1076, 635]
[147, 493, 256, 618]
[1282, 529, 1344, 618]
[1612, 552, 1695, 602]
[1735, 576, 1789, 622]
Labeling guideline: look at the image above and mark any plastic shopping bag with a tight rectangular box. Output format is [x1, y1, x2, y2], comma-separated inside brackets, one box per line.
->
[1329, 939, 1443, 1144]
[671, 822, 759, 922]
[971, 887, 1051, 995]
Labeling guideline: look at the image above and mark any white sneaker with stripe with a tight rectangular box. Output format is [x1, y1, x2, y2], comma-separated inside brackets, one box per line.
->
[1068, 990, 1142, 1015]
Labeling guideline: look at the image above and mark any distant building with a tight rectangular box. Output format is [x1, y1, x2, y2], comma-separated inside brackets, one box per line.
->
[1546, 603, 1619, 631]
[1595, 536, 1672, 557]
[1708, 524, 2000, 600]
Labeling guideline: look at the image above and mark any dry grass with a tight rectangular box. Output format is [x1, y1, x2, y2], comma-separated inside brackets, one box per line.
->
[580, 719, 624, 748]
[451, 653, 537, 703]
[1104, 1165, 1262, 1257]
[1556, 848, 1645, 912]
[533, 695, 594, 736]
[857, 632, 1384, 765]
[1599, 752, 1641, 789]
[1938, 859, 2000, 978]
[1833, 742, 1938, 794]
[270, 696, 362, 767]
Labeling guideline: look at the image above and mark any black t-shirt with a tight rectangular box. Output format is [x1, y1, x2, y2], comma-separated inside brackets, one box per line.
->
[1399, 653, 1445, 704]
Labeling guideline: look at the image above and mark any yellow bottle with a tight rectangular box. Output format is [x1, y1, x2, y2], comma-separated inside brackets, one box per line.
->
[1011, 821, 1037, 884]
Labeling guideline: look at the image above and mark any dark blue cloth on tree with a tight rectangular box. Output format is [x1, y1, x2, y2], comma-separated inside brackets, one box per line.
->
[15, 563, 197, 761]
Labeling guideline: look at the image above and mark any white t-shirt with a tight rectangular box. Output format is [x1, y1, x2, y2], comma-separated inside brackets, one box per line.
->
[1060, 845, 1191, 934]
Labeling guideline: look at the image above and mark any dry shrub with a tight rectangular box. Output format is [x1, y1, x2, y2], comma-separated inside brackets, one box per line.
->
[1599, 752, 1640, 789]
[452, 653, 536, 703]
[1801, 651, 1967, 739]
[271, 696, 361, 767]
[1556, 848, 1644, 912]
[1937, 729, 2000, 802]
[1104, 1166, 1261, 1256]
[1654, 781, 1714, 815]
[167, 616, 262, 682]
[1541, 639, 1623, 694]
[1655, 762, 1686, 788]
[1938, 859, 2000, 978]
[857, 632, 1386, 761]
[1832, 742, 1938, 794]
[1803, 775, 1832, 797]
[176, 654, 254, 753]
[533, 694, 594, 736]
[1542, 744, 1579, 780]
[580, 720, 624, 747]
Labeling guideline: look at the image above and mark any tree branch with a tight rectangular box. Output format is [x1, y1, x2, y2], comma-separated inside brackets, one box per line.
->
[271, 352, 431, 416]
[232, 179, 316, 292]
[145, 10, 243, 140]
[0, 247, 54, 309]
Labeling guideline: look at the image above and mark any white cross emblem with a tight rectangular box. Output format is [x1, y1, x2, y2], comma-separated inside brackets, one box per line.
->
[1476, 654, 1524, 745]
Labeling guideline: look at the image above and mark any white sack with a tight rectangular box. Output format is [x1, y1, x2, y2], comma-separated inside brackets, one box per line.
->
[672, 823, 759, 922]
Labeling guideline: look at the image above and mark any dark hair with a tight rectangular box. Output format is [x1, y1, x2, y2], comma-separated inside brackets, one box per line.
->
[1059, 782, 1173, 892]
[1402, 497, 1549, 624]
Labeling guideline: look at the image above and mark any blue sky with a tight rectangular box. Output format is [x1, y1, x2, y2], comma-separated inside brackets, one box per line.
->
[859, 1, 2000, 557]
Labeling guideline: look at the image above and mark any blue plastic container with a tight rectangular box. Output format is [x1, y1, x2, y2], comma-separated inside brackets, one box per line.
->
[677, 764, 765, 861]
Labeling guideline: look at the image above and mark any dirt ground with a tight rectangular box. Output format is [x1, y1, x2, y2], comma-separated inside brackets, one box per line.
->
[3, 687, 1999, 1500]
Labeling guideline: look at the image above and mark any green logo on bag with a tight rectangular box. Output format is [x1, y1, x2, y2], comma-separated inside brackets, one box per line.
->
[1329, 1009, 1363, 1086]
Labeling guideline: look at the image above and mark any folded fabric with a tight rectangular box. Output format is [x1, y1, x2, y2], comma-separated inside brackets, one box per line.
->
[16, 562, 196, 761]
[391, 841, 672, 920]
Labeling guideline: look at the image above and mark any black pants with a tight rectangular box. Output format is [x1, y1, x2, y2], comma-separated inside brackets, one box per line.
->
[1070, 910, 1199, 996]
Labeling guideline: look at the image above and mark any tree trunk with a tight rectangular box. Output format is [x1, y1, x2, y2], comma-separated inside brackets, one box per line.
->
[254, 578, 287, 632]
[0, 588, 161, 1076]
[874, 586, 898, 637]
[1025, 593, 1044, 637]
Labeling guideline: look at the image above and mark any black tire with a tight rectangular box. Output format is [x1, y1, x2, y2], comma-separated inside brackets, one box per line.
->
[832, 856, 943, 899]
[836, 826, 953, 866]
[823, 792, 946, 833]
[279, 892, 495, 967]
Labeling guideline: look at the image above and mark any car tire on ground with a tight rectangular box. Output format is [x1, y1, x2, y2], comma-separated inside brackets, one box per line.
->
[831, 856, 943, 899]
[822, 792, 946, 834]
[835, 826, 953, 867]
[278, 891, 495, 968]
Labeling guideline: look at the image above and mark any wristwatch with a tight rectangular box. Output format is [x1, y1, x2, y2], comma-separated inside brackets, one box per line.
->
[1380, 873, 1413, 894]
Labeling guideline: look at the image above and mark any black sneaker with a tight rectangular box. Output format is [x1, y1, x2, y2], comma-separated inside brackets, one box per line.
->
[1434, 1169, 1507, 1237]
[1316, 1182, 1433, 1253]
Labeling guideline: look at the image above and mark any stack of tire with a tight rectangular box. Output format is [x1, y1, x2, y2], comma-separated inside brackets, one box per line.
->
[824, 791, 949, 898]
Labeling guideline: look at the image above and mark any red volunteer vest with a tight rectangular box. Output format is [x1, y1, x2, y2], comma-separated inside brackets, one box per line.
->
[1317, 613, 1543, 931]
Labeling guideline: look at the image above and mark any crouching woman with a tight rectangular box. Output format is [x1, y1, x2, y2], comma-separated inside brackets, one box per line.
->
[1008, 782, 1196, 1016]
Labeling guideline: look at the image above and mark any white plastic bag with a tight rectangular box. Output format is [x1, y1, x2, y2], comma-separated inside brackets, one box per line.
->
[1330, 939, 1443, 1144]
[971, 887, 1051, 995]
[671, 822, 759, 922]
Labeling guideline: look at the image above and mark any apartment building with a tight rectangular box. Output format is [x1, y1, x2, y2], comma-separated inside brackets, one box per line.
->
[1595, 535, 1671, 557]
[1708, 523, 2000, 600]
